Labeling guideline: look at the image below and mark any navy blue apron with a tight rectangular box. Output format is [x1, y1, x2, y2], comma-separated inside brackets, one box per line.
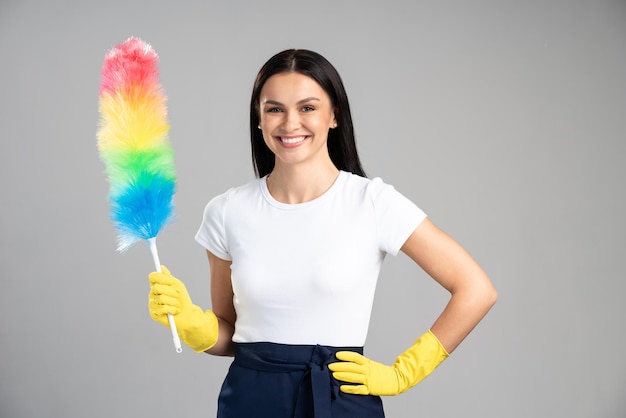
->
[217, 342, 385, 418]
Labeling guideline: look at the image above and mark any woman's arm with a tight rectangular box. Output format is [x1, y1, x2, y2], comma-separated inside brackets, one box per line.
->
[204, 250, 237, 356]
[329, 217, 497, 395]
[401, 218, 498, 353]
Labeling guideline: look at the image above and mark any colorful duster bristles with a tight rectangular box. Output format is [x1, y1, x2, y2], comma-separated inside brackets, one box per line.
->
[97, 37, 181, 353]
[97, 36, 176, 253]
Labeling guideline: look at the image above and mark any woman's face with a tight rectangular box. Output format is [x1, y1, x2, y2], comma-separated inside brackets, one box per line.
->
[258, 72, 337, 171]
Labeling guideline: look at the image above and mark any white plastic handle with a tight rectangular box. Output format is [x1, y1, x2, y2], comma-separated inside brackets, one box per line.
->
[149, 238, 183, 353]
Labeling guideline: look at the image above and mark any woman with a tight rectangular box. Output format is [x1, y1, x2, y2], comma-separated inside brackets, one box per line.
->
[148, 49, 497, 418]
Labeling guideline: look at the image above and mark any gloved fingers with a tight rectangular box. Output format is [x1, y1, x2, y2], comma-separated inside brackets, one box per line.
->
[149, 293, 182, 310]
[148, 265, 181, 286]
[149, 304, 170, 319]
[149, 311, 172, 328]
[339, 384, 370, 395]
[149, 282, 183, 315]
[334, 351, 368, 364]
[149, 271, 164, 287]
[328, 360, 365, 374]
[148, 296, 174, 323]
[149, 296, 181, 314]
[331, 370, 367, 385]
[150, 283, 180, 299]
[149, 268, 193, 308]
[149, 271, 178, 287]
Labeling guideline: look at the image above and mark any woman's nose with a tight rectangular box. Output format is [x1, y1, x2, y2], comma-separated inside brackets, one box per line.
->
[282, 110, 300, 131]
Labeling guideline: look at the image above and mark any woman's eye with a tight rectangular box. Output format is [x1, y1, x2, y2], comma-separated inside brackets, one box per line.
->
[266, 107, 282, 113]
[301, 105, 315, 112]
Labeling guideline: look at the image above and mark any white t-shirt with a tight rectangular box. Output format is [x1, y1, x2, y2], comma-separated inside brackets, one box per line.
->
[195, 171, 426, 347]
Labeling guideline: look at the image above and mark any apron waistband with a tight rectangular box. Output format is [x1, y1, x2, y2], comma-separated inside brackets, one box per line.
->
[233, 342, 363, 418]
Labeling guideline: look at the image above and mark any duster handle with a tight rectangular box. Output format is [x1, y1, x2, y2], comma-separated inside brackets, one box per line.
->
[149, 238, 183, 353]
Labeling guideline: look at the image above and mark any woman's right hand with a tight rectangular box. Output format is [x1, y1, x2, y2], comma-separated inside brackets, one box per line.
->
[149, 266, 219, 352]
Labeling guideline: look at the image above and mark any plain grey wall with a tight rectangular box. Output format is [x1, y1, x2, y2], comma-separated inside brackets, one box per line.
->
[1, 1, 625, 417]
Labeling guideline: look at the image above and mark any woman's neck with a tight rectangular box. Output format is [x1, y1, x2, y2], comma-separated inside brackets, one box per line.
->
[266, 161, 340, 204]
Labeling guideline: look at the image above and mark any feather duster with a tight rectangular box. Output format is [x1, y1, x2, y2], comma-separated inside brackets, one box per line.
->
[97, 37, 182, 353]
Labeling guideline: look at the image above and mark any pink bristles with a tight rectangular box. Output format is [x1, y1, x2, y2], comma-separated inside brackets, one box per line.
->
[99, 37, 161, 97]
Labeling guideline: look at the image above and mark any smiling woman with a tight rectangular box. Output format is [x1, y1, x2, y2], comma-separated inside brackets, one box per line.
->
[258, 72, 339, 203]
[147, 49, 497, 418]
[249, 49, 365, 181]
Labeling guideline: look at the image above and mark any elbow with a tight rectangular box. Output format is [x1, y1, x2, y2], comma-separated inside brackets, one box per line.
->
[483, 282, 498, 310]
[465, 278, 497, 312]
[489, 287, 498, 308]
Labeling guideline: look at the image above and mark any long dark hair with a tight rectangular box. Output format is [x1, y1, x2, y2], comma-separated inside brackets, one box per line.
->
[249, 49, 366, 178]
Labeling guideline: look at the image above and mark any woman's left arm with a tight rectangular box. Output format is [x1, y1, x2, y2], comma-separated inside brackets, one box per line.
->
[329, 217, 497, 396]
[400, 217, 498, 353]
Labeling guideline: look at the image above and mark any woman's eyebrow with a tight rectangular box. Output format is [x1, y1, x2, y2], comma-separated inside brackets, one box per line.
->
[262, 97, 320, 106]
[296, 97, 320, 104]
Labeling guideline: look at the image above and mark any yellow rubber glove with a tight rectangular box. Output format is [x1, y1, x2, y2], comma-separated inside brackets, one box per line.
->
[328, 330, 449, 396]
[148, 266, 218, 352]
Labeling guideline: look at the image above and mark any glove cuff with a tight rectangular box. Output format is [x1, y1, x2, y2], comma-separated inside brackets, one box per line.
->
[393, 330, 449, 392]
[177, 307, 219, 353]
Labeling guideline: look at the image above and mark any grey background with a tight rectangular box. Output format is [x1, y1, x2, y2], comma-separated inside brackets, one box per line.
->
[1, 1, 625, 417]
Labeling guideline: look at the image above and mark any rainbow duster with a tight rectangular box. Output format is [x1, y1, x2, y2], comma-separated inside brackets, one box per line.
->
[97, 37, 182, 353]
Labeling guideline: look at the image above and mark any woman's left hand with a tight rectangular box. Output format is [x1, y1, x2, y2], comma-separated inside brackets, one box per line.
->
[329, 330, 449, 396]
[329, 351, 401, 395]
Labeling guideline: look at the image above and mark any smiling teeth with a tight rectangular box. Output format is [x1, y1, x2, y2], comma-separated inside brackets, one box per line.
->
[281, 136, 306, 144]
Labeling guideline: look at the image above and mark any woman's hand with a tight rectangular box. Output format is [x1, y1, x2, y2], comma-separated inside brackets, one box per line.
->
[329, 330, 448, 395]
[149, 265, 219, 353]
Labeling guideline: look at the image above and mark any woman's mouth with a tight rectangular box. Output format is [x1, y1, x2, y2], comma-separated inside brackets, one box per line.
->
[279, 136, 308, 145]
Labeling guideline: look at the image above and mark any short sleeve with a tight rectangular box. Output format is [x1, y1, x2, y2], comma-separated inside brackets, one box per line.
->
[194, 191, 232, 261]
[368, 177, 427, 256]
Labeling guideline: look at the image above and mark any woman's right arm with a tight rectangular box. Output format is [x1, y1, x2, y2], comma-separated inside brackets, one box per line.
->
[204, 250, 237, 356]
